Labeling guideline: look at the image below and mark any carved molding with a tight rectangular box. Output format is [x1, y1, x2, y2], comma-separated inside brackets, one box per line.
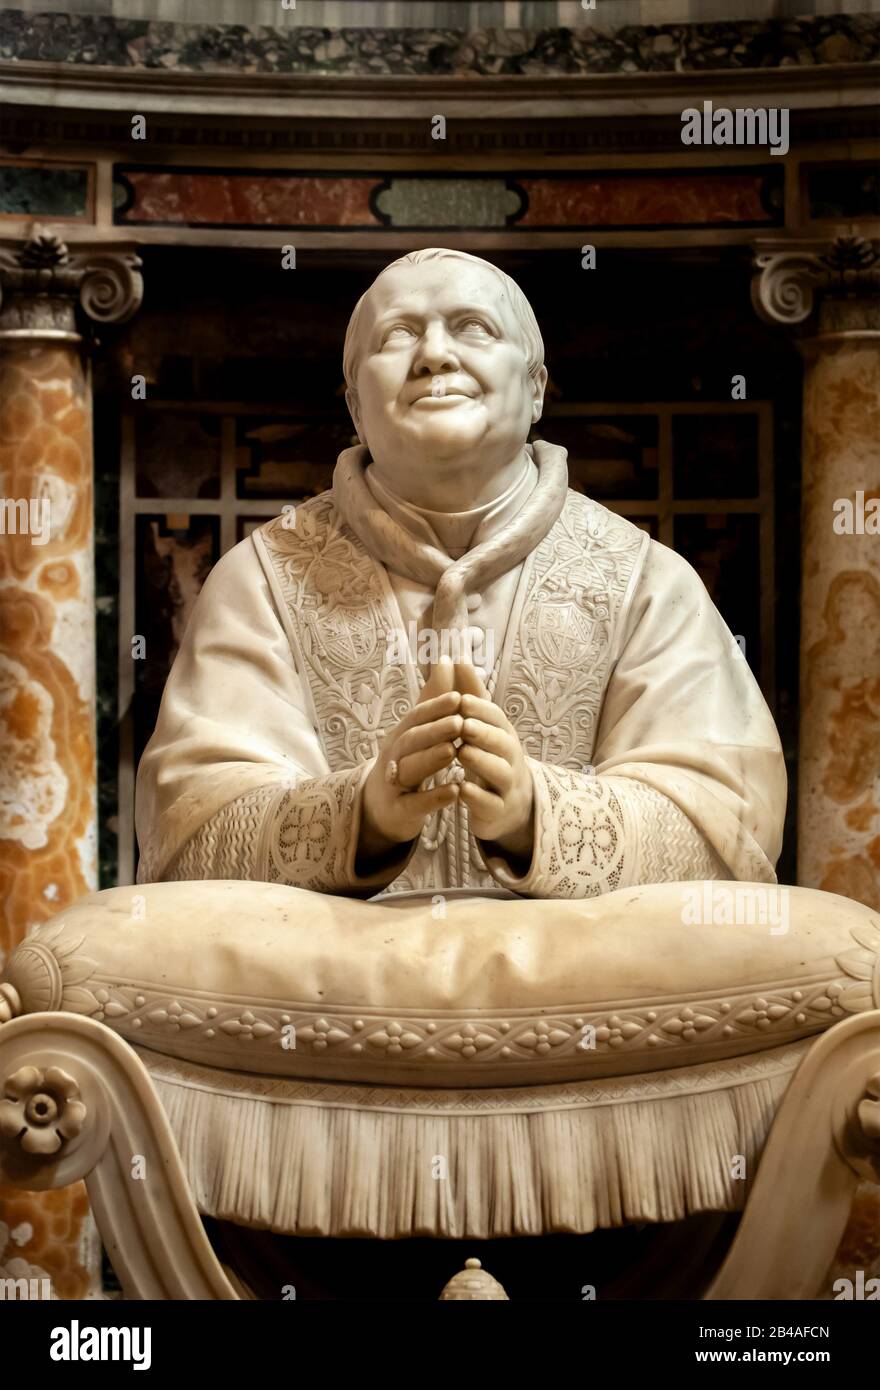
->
[5, 105, 880, 162]
[751, 234, 880, 332]
[0, 224, 143, 340]
[706, 1009, 880, 1299]
[0, 1013, 238, 1298]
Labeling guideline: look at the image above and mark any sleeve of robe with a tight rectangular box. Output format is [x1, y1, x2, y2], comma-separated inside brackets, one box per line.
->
[482, 539, 787, 897]
[134, 536, 412, 892]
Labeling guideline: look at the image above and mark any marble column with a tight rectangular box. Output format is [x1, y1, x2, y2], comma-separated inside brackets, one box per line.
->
[0, 225, 142, 1297]
[753, 234, 880, 1299]
[753, 234, 880, 905]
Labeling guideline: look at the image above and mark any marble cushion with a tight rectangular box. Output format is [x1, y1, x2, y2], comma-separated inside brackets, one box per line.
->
[4, 878, 878, 1086]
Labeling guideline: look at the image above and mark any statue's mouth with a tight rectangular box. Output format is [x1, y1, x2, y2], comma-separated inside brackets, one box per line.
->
[411, 382, 477, 408]
[412, 392, 473, 406]
[411, 376, 477, 404]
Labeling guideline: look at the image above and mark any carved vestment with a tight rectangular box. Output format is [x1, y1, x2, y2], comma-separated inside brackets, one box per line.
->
[136, 467, 786, 897]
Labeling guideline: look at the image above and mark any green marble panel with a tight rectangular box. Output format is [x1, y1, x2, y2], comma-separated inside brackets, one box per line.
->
[375, 178, 522, 228]
[0, 166, 89, 218]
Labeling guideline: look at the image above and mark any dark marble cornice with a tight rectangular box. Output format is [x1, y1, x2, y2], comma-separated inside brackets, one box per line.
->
[1, 66, 877, 160]
[2, 16, 877, 162]
[0, 11, 878, 77]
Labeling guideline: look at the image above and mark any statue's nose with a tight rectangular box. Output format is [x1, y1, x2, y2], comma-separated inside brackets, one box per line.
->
[413, 324, 460, 375]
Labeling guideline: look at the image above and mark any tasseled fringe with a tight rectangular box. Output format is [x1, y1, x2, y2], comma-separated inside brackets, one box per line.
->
[152, 1070, 792, 1238]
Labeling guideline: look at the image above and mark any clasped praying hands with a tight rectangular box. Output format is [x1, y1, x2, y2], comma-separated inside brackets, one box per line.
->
[359, 655, 534, 865]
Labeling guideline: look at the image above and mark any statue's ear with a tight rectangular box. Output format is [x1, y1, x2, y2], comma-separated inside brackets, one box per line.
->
[530, 365, 548, 424]
[345, 386, 365, 445]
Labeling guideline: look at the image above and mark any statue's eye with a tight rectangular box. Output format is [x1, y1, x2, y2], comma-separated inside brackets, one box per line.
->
[383, 324, 416, 344]
[457, 318, 494, 337]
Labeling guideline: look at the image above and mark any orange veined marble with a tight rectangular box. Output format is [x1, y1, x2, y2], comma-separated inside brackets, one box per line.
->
[0, 1182, 96, 1300]
[0, 344, 98, 1300]
[828, 1184, 880, 1298]
[799, 336, 880, 904]
[0, 346, 95, 958]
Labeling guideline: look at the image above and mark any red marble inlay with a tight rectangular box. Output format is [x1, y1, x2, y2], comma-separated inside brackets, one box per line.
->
[516, 175, 774, 227]
[118, 171, 379, 226]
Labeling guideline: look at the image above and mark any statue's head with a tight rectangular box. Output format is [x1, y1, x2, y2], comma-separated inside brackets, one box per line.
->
[343, 249, 547, 477]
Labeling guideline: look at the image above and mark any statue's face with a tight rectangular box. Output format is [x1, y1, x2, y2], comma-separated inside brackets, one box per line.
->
[349, 259, 544, 474]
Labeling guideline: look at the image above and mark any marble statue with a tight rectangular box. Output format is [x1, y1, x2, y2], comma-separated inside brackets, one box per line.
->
[5, 254, 879, 1304]
[134, 248, 787, 896]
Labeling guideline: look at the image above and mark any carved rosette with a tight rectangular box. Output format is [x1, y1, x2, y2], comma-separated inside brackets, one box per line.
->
[751, 234, 880, 332]
[0, 1065, 86, 1157]
[0, 225, 143, 342]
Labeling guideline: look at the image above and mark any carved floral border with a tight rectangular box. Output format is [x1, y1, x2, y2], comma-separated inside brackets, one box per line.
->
[3, 918, 876, 1071]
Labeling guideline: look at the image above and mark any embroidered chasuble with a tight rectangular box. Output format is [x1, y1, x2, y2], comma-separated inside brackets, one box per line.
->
[135, 454, 786, 898]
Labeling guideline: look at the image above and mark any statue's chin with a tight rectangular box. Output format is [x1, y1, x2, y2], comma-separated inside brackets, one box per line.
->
[368, 424, 484, 470]
[411, 411, 484, 449]
[365, 410, 530, 476]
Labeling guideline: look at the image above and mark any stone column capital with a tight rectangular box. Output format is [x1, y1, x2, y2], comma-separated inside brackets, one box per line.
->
[0, 224, 143, 344]
[751, 233, 880, 335]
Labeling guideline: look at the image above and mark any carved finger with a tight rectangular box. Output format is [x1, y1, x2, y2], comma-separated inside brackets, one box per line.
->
[459, 693, 509, 730]
[398, 743, 458, 790]
[395, 690, 461, 739]
[395, 714, 464, 759]
[403, 782, 459, 823]
[457, 744, 513, 794]
[460, 717, 512, 761]
[453, 662, 490, 699]
[419, 654, 456, 701]
[459, 780, 505, 823]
